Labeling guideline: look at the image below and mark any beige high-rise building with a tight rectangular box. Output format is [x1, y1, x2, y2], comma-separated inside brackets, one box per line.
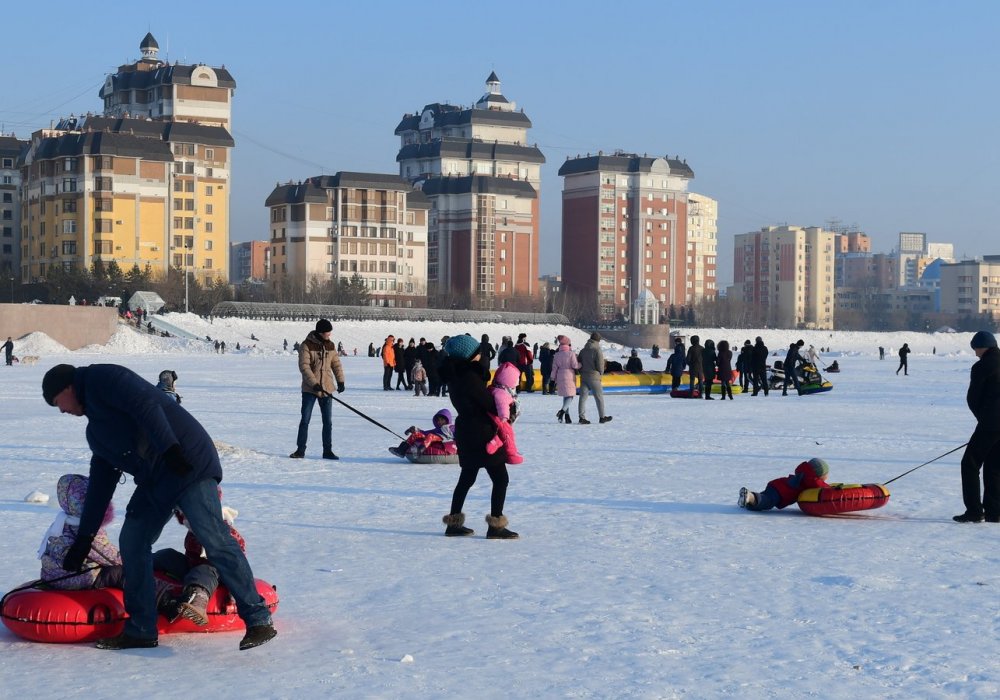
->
[733, 225, 835, 329]
[687, 193, 717, 303]
[940, 255, 1000, 321]
[17, 33, 234, 284]
[265, 173, 430, 307]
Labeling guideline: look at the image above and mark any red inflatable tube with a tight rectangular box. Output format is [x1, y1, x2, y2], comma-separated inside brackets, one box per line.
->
[1, 578, 278, 644]
[796, 483, 890, 516]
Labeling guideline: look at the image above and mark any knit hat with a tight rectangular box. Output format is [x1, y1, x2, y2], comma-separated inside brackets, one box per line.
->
[557, 335, 571, 346]
[445, 334, 480, 360]
[590, 332, 602, 341]
[808, 458, 830, 479]
[970, 330, 997, 349]
[43, 364, 76, 406]
[315, 319, 333, 333]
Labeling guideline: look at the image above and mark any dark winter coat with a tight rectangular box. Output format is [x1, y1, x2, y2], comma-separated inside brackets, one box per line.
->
[497, 343, 518, 366]
[577, 339, 605, 378]
[737, 345, 752, 373]
[299, 330, 345, 395]
[717, 347, 733, 378]
[667, 343, 686, 377]
[702, 342, 717, 382]
[477, 340, 496, 371]
[686, 343, 703, 375]
[968, 346, 1000, 432]
[440, 357, 506, 469]
[538, 345, 554, 378]
[70, 364, 224, 541]
[752, 339, 769, 371]
[784, 345, 804, 373]
[403, 345, 418, 372]
[625, 356, 643, 373]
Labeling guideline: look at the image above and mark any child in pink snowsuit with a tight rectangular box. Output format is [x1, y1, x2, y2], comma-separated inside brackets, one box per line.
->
[486, 361, 524, 464]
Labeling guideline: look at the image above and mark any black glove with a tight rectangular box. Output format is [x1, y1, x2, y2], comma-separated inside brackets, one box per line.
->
[163, 444, 193, 477]
[313, 383, 325, 395]
[63, 534, 95, 572]
[337, 381, 345, 394]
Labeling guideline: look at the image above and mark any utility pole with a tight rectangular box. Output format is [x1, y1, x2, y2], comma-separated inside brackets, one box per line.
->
[184, 244, 190, 313]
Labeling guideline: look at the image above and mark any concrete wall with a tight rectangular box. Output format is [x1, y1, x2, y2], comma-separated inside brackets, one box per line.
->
[0, 304, 118, 350]
[585, 323, 673, 350]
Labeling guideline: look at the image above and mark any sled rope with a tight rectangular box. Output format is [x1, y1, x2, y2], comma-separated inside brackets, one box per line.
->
[0, 565, 101, 612]
[882, 443, 969, 486]
[325, 392, 407, 441]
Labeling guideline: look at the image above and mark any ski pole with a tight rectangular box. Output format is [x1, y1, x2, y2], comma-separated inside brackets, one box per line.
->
[324, 392, 407, 441]
[882, 442, 969, 486]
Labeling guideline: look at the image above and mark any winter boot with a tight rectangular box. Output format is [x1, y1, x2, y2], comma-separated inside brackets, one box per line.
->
[738, 487, 758, 509]
[578, 418, 591, 424]
[485, 514, 519, 539]
[599, 416, 613, 424]
[556, 409, 565, 423]
[322, 450, 339, 460]
[96, 632, 158, 650]
[289, 450, 305, 458]
[177, 585, 211, 626]
[443, 512, 475, 537]
[952, 512, 985, 523]
[563, 411, 572, 424]
[239, 624, 277, 650]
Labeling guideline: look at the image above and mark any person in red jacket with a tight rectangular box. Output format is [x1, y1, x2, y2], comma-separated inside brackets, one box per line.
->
[738, 458, 830, 511]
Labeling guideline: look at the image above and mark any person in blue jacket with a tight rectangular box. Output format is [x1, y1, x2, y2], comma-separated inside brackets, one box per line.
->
[42, 363, 276, 651]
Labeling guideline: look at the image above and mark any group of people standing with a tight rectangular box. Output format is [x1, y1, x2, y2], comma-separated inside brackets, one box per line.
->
[666, 335, 825, 398]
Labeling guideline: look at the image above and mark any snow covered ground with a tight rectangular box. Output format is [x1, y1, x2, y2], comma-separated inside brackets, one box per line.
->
[0, 315, 997, 699]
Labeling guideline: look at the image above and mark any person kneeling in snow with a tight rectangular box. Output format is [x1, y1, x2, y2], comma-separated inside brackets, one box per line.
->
[389, 409, 457, 459]
[738, 458, 830, 511]
[484, 361, 524, 465]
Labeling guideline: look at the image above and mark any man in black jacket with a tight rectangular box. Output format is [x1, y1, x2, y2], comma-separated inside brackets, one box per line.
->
[751, 337, 769, 396]
[954, 331, 1000, 523]
[782, 340, 805, 396]
[42, 363, 276, 651]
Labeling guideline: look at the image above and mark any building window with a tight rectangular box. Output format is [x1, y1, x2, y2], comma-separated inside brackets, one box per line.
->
[206, 204, 213, 215]
[95, 219, 114, 233]
[2, 193, 11, 203]
[206, 185, 213, 196]
[184, 217, 194, 229]
[205, 222, 213, 233]
[204, 259, 212, 269]
[62, 179, 77, 193]
[93, 240, 112, 255]
[204, 240, 213, 251]
[63, 198, 76, 212]
[62, 240, 76, 255]
[205, 148, 214, 160]
[62, 220, 76, 234]
[1, 158, 11, 168]
[95, 176, 112, 191]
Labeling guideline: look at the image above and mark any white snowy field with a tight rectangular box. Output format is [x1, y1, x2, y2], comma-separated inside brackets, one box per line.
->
[0, 315, 997, 699]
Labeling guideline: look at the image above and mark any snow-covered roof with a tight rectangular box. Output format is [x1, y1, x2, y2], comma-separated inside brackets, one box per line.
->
[128, 290, 165, 313]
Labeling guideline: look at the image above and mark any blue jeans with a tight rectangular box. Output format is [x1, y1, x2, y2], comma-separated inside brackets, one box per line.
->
[296, 392, 332, 453]
[120, 478, 271, 639]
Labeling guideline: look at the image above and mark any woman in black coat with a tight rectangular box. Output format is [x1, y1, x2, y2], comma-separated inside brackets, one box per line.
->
[439, 335, 518, 539]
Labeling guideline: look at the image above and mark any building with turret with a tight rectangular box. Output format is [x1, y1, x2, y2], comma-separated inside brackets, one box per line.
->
[395, 73, 544, 309]
[17, 33, 235, 285]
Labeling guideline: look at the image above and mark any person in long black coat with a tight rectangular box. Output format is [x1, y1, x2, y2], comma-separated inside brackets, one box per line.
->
[477, 333, 496, 373]
[751, 337, 770, 396]
[955, 331, 1000, 523]
[538, 342, 555, 393]
[439, 334, 518, 539]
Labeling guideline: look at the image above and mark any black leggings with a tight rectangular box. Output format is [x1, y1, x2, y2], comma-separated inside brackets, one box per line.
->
[450, 464, 509, 517]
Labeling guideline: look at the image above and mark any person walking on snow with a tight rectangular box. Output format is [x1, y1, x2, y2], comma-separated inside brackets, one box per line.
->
[686, 335, 704, 398]
[782, 340, 806, 396]
[551, 335, 581, 424]
[751, 337, 770, 396]
[896, 343, 910, 376]
[577, 332, 612, 423]
[381, 335, 396, 390]
[439, 334, 519, 539]
[2, 336, 12, 366]
[41, 363, 275, 651]
[954, 331, 1000, 523]
[290, 319, 346, 460]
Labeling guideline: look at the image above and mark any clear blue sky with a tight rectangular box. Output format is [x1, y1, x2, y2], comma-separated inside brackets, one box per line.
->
[3, 1, 998, 286]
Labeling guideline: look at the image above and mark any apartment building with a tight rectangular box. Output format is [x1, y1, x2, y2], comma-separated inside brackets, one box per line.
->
[0, 136, 26, 276]
[940, 255, 1000, 321]
[230, 240, 269, 283]
[265, 172, 429, 306]
[733, 225, 835, 329]
[16, 33, 235, 284]
[687, 192, 717, 303]
[558, 152, 694, 320]
[395, 73, 544, 308]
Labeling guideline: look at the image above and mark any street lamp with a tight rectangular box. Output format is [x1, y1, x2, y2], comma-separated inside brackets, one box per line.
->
[184, 244, 190, 313]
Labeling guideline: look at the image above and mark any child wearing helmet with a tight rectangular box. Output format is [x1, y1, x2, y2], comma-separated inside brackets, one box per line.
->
[738, 459, 831, 511]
